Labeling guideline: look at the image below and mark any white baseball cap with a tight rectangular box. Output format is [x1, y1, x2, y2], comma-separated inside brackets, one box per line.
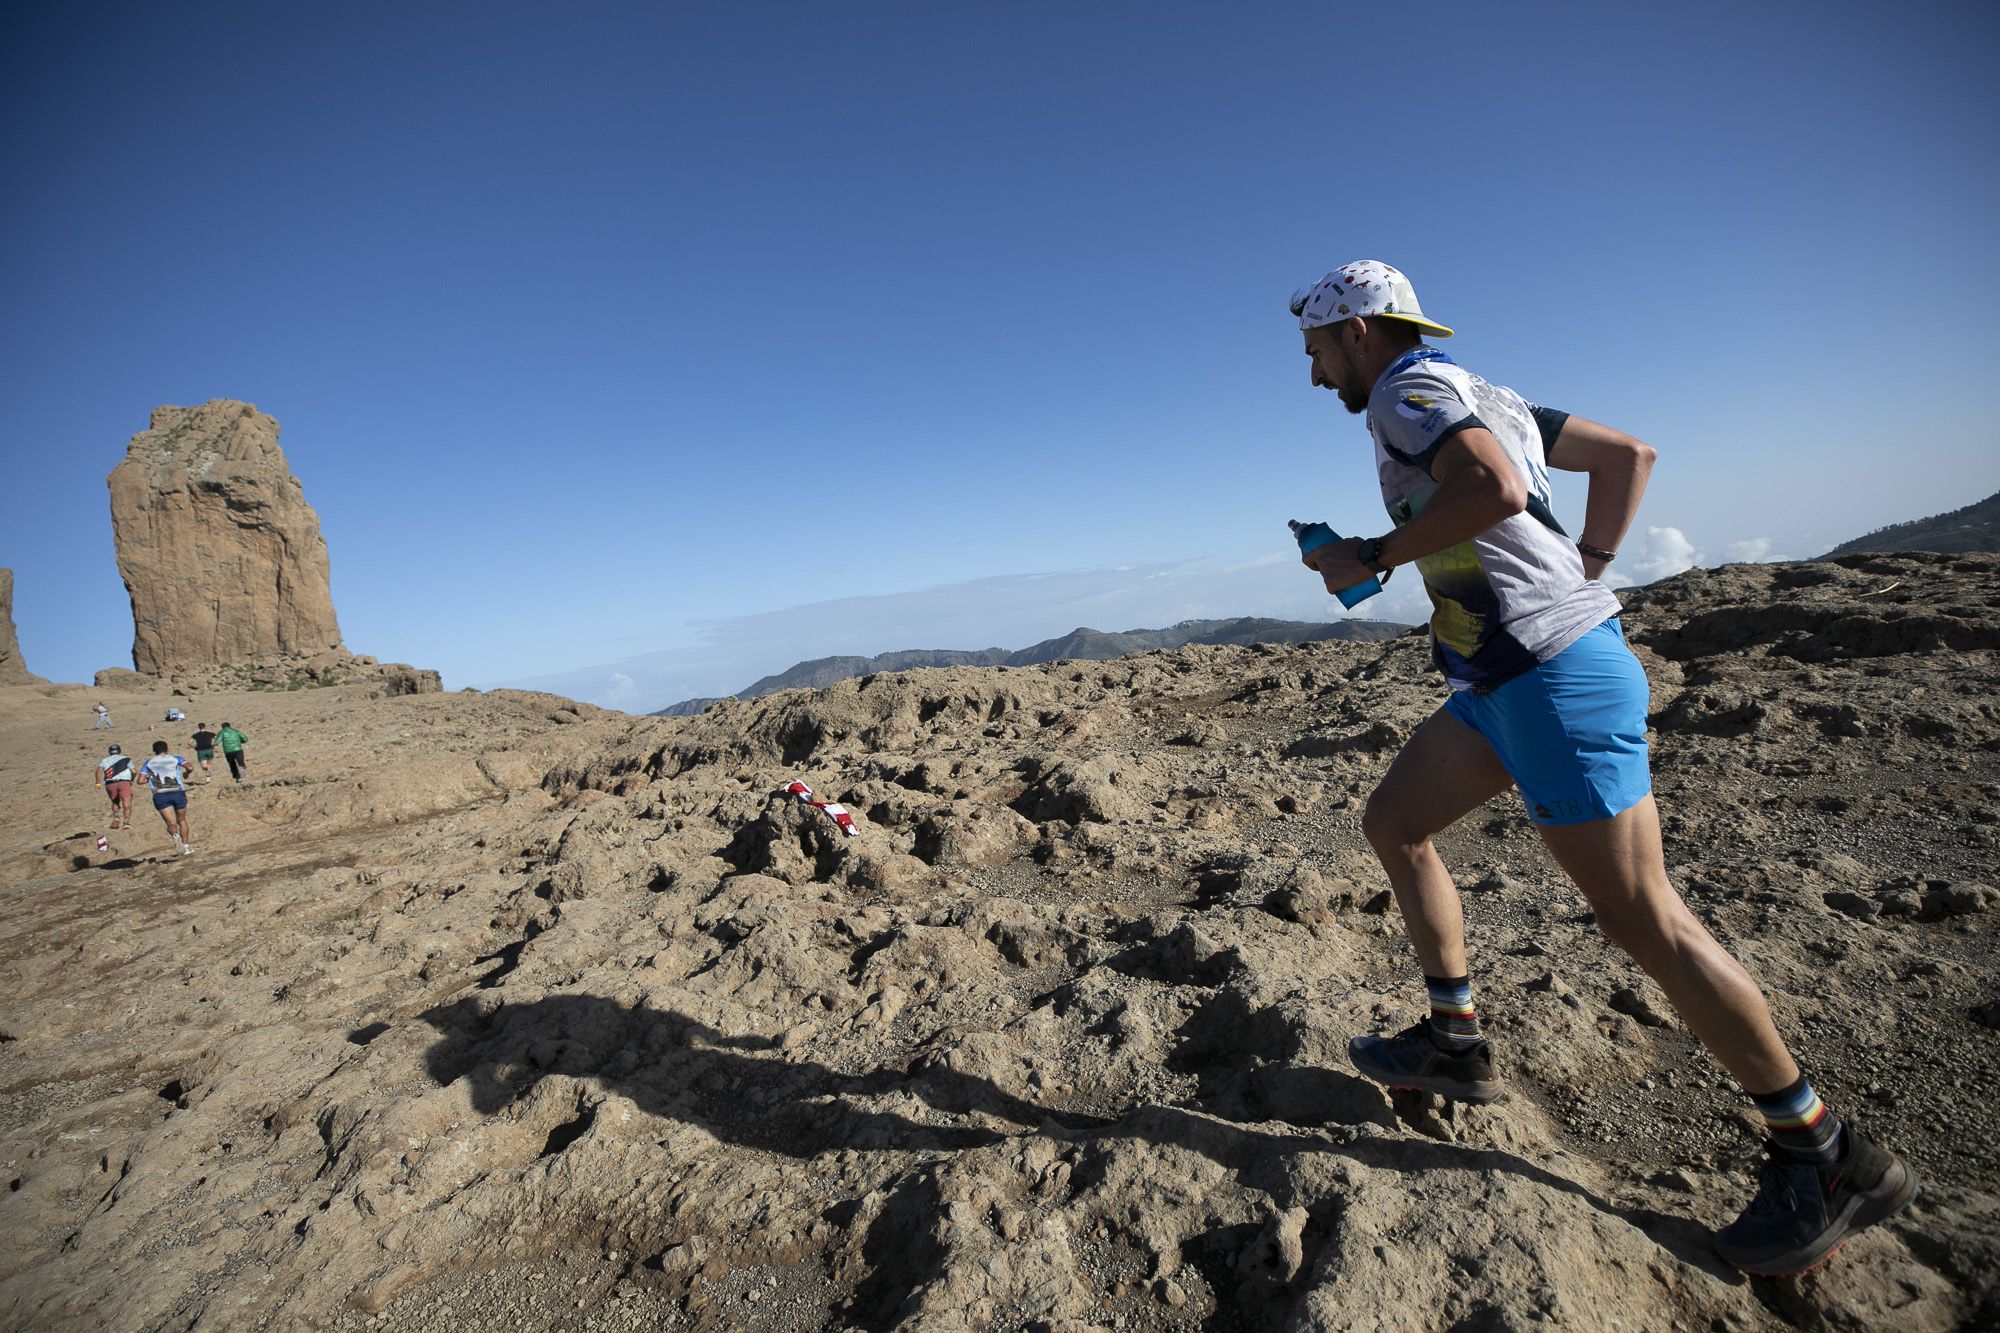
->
[1290, 260, 1453, 337]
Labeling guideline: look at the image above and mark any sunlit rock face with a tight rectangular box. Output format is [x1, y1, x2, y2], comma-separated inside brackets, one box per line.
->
[108, 400, 344, 674]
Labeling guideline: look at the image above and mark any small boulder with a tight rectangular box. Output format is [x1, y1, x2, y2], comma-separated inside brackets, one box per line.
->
[1823, 890, 1881, 920]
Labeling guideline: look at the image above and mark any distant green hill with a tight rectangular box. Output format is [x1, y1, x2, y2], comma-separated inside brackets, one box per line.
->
[651, 615, 1411, 717]
[1820, 490, 2000, 558]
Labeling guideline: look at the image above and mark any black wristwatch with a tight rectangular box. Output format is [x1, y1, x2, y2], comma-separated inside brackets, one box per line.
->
[1357, 536, 1389, 574]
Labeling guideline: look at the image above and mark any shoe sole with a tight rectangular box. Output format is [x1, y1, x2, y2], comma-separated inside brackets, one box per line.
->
[1350, 1049, 1504, 1104]
[1721, 1156, 1920, 1276]
[1375, 1074, 1504, 1104]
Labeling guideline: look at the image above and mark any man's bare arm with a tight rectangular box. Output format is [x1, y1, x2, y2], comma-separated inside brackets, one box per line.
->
[1303, 427, 1526, 592]
[1544, 415, 1657, 580]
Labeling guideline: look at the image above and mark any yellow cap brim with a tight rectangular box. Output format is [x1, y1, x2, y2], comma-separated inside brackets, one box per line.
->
[1380, 313, 1453, 338]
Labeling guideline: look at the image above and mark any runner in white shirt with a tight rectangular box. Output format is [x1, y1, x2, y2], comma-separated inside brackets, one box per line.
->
[138, 741, 195, 854]
[1288, 260, 1914, 1275]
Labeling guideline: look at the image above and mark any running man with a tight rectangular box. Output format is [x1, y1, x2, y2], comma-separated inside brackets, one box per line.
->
[190, 722, 218, 783]
[217, 721, 248, 782]
[138, 740, 195, 855]
[95, 744, 135, 829]
[91, 702, 112, 730]
[1287, 261, 1915, 1275]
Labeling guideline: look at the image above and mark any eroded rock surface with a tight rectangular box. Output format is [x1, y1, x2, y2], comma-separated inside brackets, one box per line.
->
[108, 400, 344, 674]
[0, 569, 44, 685]
[1, 552, 1996, 1331]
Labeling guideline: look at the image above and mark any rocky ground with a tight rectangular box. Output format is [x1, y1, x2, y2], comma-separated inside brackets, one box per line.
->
[2, 551, 1997, 1331]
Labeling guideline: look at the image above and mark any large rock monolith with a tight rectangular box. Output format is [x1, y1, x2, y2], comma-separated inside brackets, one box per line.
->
[0, 568, 46, 684]
[108, 401, 345, 675]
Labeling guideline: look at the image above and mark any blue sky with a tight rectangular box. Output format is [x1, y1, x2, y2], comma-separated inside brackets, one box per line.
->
[4, 2, 1996, 709]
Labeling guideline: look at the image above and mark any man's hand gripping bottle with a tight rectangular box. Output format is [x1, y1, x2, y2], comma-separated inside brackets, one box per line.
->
[1290, 520, 1383, 609]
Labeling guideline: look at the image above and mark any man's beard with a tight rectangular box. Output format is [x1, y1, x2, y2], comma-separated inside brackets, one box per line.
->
[1338, 385, 1368, 414]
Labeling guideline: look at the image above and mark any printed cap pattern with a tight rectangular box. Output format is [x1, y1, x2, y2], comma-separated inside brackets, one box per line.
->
[1292, 260, 1453, 337]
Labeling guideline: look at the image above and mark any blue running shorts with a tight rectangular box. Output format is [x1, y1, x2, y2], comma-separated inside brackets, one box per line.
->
[152, 789, 188, 811]
[1443, 617, 1651, 826]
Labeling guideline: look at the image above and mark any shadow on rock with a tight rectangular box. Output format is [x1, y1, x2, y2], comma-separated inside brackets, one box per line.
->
[417, 993, 1734, 1286]
[1104, 1104, 1737, 1282]
[418, 994, 1103, 1159]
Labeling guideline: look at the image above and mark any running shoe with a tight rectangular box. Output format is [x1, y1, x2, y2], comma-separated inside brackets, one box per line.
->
[1714, 1127, 1918, 1275]
[1349, 1020, 1503, 1103]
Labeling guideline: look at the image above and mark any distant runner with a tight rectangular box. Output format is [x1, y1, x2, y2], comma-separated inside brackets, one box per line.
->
[1287, 261, 1914, 1276]
[217, 722, 248, 782]
[189, 723, 218, 783]
[95, 744, 134, 829]
[91, 702, 112, 730]
[138, 741, 195, 855]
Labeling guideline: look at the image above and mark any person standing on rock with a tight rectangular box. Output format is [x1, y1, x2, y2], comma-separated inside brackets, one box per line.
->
[138, 740, 194, 854]
[189, 723, 218, 783]
[1288, 261, 1915, 1276]
[95, 744, 135, 829]
[217, 721, 248, 781]
[92, 702, 112, 730]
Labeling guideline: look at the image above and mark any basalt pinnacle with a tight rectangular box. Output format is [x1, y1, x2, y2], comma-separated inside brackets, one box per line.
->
[0, 568, 46, 685]
[108, 400, 344, 675]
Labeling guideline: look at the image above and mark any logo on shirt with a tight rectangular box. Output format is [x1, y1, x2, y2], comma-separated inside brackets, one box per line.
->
[1396, 392, 1446, 432]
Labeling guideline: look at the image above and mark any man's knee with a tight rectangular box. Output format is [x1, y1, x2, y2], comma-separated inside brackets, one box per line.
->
[1580, 884, 1687, 959]
[1361, 789, 1430, 858]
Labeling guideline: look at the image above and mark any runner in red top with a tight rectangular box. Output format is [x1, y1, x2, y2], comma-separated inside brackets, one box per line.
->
[95, 745, 135, 829]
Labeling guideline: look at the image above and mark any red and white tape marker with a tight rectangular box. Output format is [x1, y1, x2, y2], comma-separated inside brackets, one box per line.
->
[785, 780, 858, 836]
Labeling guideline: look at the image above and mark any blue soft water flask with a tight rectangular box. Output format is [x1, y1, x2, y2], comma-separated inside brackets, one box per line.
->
[1290, 519, 1383, 610]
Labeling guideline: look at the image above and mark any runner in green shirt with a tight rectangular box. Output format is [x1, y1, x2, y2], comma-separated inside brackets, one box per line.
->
[217, 723, 249, 782]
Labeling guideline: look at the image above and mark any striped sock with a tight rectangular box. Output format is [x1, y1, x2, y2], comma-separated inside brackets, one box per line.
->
[1425, 974, 1482, 1050]
[1751, 1075, 1844, 1165]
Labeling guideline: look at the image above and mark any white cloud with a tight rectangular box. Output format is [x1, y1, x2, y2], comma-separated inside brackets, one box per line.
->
[1722, 537, 1774, 563]
[602, 672, 640, 709]
[1604, 526, 1701, 588]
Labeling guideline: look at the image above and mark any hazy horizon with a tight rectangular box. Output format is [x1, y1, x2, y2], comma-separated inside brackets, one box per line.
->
[490, 522, 1751, 713]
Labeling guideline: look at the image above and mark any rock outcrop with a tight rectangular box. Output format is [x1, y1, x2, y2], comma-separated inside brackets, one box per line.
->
[172, 651, 443, 698]
[108, 400, 344, 675]
[0, 568, 45, 685]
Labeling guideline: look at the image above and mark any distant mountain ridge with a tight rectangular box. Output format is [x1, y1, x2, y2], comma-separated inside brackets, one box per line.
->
[651, 615, 1412, 716]
[1820, 489, 2000, 558]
